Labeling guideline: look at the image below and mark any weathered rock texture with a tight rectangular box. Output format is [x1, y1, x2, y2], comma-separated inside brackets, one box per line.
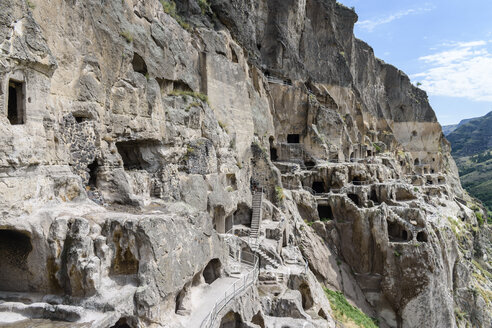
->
[0, 0, 490, 328]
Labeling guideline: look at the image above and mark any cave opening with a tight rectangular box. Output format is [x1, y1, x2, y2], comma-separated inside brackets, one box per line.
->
[417, 231, 428, 242]
[304, 160, 316, 170]
[312, 181, 326, 194]
[299, 283, 314, 310]
[370, 189, 379, 205]
[317, 204, 333, 221]
[348, 193, 361, 206]
[219, 311, 243, 328]
[88, 160, 99, 188]
[109, 318, 132, 328]
[387, 221, 411, 242]
[0, 230, 33, 292]
[287, 134, 300, 144]
[203, 259, 221, 284]
[414, 158, 420, 166]
[7, 80, 25, 125]
[131, 53, 148, 75]
[116, 140, 152, 171]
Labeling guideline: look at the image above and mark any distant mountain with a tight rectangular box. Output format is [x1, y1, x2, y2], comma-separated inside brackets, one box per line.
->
[442, 116, 480, 136]
[447, 111, 492, 157]
[446, 111, 492, 212]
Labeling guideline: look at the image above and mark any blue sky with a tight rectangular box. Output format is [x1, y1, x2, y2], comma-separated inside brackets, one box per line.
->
[337, 0, 492, 125]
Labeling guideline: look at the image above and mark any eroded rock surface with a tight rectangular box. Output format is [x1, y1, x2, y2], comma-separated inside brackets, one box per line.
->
[0, 0, 490, 328]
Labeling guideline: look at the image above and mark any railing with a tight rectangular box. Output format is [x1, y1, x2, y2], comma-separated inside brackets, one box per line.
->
[200, 255, 259, 328]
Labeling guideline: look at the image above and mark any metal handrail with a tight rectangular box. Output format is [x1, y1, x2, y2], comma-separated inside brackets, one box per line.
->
[200, 254, 259, 328]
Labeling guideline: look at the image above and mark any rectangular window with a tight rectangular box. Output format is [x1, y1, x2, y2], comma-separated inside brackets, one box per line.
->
[7, 80, 25, 125]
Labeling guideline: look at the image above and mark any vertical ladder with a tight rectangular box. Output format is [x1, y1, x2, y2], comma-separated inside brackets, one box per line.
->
[249, 190, 263, 250]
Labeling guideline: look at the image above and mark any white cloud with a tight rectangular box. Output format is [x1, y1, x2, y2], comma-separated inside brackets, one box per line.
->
[413, 41, 492, 102]
[357, 6, 434, 32]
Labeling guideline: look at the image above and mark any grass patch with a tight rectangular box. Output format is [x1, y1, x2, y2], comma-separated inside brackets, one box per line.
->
[324, 289, 378, 328]
[160, 0, 191, 30]
[475, 211, 484, 226]
[120, 30, 133, 43]
[275, 186, 285, 202]
[169, 90, 209, 104]
[198, 0, 211, 14]
[26, 0, 35, 9]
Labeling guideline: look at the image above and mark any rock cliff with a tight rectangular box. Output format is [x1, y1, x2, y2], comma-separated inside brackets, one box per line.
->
[0, 0, 490, 328]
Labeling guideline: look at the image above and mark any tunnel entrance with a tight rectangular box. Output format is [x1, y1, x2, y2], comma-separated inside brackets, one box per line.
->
[7, 80, 25, 125]
[0, 230, 33, 292]
[317, 204, 333, 221]
[203, 259, 221, 284]
[299, 283, 314, 310]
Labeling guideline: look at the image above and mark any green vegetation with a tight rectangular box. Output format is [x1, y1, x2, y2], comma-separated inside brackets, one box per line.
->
[169, 90, 209, 104]
[160, 0, 191, 30]
[120, 30, 133, 43]
[475, 211, 484, 226]
[26, 0, 35, 9]
[446, 111, 492, 213]
[416, 82, 422, 87]
[198, 0, 211, 14]
[218, 120, 228, 132]
[393, 250, 401, 257]
[324, 288, 378, 328]
[275, 186, 285, 202]
[372, 143, 382, 153]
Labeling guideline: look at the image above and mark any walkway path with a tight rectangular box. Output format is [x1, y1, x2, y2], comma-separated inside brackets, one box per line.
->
[183, 276, 240, 327]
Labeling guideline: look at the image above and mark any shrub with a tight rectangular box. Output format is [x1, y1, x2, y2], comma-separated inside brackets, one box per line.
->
[169, 90, 209, 105]
[275, 186, 285, 202]
[160, 0, 191, 30]
[324, 289, 378, 328]
[120, 30, 133, 43]
[198, 0, 211, 14]
[475, 211, 484, 226]
[372, 143, 382, 153]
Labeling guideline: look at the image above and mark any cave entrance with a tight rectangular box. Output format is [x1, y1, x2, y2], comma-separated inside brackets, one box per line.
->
[387, 221, 411, 242]
[417, 231, 428, 242]
[366, 150, 372, 157]
[312, 181, 326, 194]
[317, 204, 333, 221]
[287, 134, 300, 144]
[116, 140, 153, 171]
[7, 80, 25, 125]
[304, 160, 316, 170]
[299, 283, 314, 310]
[203, 259, 221, 284]
[219, 311, 244, 328]
[110, 318, 133, 328]
[414, 158, 420, 166]
[88, 160, 99, 188]
[233, 203, 252, 227]
[132, 53, 148, 75]
[269, 136, 278, 161]
[0, 230, 33, 292]
[348, 193, 361, 207]
[370, 189, 379, 205]
[213, 207, 226, 233]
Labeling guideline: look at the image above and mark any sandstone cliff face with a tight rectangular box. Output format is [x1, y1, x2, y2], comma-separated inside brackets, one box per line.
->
[0, 0, 490, 328]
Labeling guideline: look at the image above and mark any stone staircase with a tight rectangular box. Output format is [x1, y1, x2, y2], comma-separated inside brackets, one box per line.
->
[256, 248, 280, 269]
[250, 191, 263, 241]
